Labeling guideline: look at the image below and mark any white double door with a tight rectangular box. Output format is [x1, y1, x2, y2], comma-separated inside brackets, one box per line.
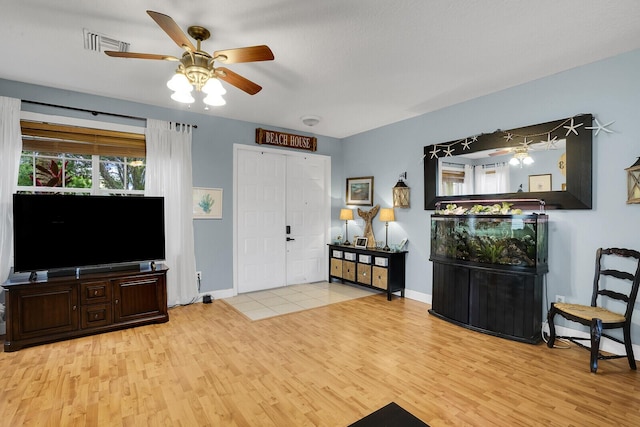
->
[235, 145, 329, 293]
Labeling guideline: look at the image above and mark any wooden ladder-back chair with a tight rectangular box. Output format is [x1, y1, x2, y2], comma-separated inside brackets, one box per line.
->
[547, 247, 640, 373]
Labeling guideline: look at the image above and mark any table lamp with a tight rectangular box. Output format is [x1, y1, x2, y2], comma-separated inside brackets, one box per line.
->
[339, 208, 354, 245]
[379, 208, 395, 251]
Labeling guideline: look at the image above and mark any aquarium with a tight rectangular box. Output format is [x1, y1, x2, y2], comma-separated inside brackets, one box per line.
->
[430, 213, 548, 272]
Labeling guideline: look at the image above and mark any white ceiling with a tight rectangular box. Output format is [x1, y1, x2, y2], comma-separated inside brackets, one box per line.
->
[1, 0, 639, 139]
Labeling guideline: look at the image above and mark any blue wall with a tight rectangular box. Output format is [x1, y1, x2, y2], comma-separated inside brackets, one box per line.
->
[342, 48, 640, 341]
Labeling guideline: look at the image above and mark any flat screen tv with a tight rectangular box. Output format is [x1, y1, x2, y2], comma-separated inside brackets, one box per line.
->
[13, 193, 165, 276]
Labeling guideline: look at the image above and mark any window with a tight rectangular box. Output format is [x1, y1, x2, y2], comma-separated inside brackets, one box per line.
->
[17, 119, 146, 195]
[441, 168, 465, 196]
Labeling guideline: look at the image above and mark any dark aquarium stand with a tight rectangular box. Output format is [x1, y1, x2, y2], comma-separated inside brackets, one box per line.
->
[428, 213, 548, 344]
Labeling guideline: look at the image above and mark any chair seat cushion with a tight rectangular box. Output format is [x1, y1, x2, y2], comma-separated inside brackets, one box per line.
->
[554, 303, 626, 323]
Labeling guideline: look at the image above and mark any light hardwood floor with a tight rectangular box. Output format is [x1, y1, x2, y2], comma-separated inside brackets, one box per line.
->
[1, 294, 639, 426]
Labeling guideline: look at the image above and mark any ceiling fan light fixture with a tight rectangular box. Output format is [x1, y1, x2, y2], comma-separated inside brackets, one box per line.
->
[171, 90, 195, 104]
[202, 78, 226, 95]
[203, 94, 226, 106]
[167, 73, 192, 92]
[523, 156, 534, 165]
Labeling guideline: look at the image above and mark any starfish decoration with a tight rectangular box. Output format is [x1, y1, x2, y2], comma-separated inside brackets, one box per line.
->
[521, 137, 532, 148]
[470, 136, 478, 142]
[503, 133, 513, 142]
[542, 133, 558, 150]
[585, 118, 615, 136]
[563, 118, 583, 136]
[429, 145, 441, 159]
[443, 146, 455, 157]
[461, 139, 472, 150]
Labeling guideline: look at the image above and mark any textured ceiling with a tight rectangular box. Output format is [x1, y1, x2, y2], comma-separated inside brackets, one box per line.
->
[1, 0, 639, 138]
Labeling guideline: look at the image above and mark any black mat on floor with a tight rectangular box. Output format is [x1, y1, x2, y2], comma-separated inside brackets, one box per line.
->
[348, 402, 429, 427]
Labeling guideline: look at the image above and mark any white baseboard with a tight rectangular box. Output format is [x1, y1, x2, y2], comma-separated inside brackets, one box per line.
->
[197, 288, 235, 303]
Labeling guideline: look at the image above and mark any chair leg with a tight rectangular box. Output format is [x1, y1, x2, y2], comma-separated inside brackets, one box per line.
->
[623, 324, 637, 370]
[590, 318, 603, 373]
[547, 303, 557, 348]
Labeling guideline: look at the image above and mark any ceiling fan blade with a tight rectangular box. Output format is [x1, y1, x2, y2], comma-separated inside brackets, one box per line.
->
[104, 51, 179, 61]
[489, 148, 512, 156]
[213, 45, 274, 64]
[147, 10, 196, 52]
[216, 67, 262, 95]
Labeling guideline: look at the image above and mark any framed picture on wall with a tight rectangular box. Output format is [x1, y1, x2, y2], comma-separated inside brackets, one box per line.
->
[529, 174, 552, 192]
[193, 187, 223, 219]
[346, 176, 374, 206]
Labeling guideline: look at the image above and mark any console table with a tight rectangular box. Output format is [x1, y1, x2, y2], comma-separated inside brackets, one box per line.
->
[328, 244, 406, 300]
[2, 265, 169, 352]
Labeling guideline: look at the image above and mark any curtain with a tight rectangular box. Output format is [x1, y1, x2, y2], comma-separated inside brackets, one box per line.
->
[463, 164, 475, 195]
[494, 162, 510, 193]
[145, 119, 198, 306]
[474, 166, 488, 194]
[0, 97, 22, 284]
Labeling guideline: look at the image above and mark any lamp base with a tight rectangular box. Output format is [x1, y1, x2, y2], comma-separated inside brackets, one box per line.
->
[343, 240, 351, 246]
[383, 245, 390, 251]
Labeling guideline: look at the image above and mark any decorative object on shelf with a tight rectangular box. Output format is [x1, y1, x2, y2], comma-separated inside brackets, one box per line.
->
[626, 157, 640, 204]
[354, 237, 368, 249]
[393, 172, 410, 208]
[357, 204, 380, 248]
[529, 174, 552, 192]
[558, 152, 566, 176]
[379, 208, 395, 251]
[339, 208, 354, 245]
[255, 128, 317, 152]
[346, 176, 374, 206]
[193, 187, 223, 219]
[437, 202, 522, 215]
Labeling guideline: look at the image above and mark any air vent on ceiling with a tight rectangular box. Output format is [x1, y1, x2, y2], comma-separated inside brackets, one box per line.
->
[83, 28, 130, 53]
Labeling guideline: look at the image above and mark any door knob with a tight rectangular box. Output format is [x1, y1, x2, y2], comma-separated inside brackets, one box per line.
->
[286, 237, 295, 241]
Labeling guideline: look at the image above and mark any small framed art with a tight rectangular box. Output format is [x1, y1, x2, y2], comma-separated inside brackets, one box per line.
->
[529, 174, 552, 192]
[193, 187, 223, 219]
[354, 237, 368, 249]
[346, 176, 374, 206]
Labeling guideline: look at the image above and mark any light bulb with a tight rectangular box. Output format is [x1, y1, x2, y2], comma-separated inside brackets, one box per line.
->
[523, 156, 534, 165]
[203, 94, 226, 106]
[171, 91, 195, 104]
[167, 73, 192, 93]
[509, 157, 520, 166]
[202, 78, 226, 95]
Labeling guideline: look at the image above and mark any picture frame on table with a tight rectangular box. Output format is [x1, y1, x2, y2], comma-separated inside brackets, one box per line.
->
[354, 237, 368, 249]
[346, 176, 374, 206]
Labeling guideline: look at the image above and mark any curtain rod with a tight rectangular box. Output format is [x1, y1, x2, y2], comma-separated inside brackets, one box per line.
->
[21, 100, 197, 129]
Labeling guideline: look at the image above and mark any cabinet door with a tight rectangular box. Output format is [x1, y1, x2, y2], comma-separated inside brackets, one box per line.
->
[9, 283, 79, 340]
[372, 266, 388, 290]
[432, 262, 469, 324]
[357, 264, 371, 285]
[113, 274, 167, 324]
[469, 270, 541, 340]
[343, 261, 356, 281]
[330, 258, 343, 278]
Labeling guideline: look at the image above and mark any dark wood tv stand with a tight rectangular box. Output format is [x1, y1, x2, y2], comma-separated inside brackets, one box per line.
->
[2, 265, 169, 352]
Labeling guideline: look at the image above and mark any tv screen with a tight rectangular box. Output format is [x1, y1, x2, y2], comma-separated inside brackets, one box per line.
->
[13, 193, 165, 273]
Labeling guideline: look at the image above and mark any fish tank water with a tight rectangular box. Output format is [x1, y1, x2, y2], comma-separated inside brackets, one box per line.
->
[430, 213, 548, 273]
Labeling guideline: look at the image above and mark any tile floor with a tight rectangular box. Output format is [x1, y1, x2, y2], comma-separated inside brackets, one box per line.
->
[222, 281, 377, 320]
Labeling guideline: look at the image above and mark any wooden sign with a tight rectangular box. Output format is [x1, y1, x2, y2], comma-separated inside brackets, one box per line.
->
[255, 128, 317, 152]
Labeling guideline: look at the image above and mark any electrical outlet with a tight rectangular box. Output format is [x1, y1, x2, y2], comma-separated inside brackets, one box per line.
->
[196, 271, 202, 282]
[555, 295, 565, 303]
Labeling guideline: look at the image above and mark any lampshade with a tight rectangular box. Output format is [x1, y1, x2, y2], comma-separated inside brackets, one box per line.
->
[170, 90, 195, 104]
[202, 78, 227, 95]
[167, 73, 192, 93]
[203, 94, 226, 106]
[379, 208, 395, 222]
[339, 208, 353, 221]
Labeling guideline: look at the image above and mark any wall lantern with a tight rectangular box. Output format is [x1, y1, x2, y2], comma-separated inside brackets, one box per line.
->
[626, 157, 640, 204]
[393, 172, 410, 208]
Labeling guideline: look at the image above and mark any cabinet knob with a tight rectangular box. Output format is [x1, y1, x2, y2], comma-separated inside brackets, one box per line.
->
[72, 305, 77, 311]
[115, 299, 119, 304]
[94, 290, 98, 296]
[94, 314, 99, 319]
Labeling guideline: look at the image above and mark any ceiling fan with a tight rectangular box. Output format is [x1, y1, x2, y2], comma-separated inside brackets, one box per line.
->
[105, 10, 274, 105]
